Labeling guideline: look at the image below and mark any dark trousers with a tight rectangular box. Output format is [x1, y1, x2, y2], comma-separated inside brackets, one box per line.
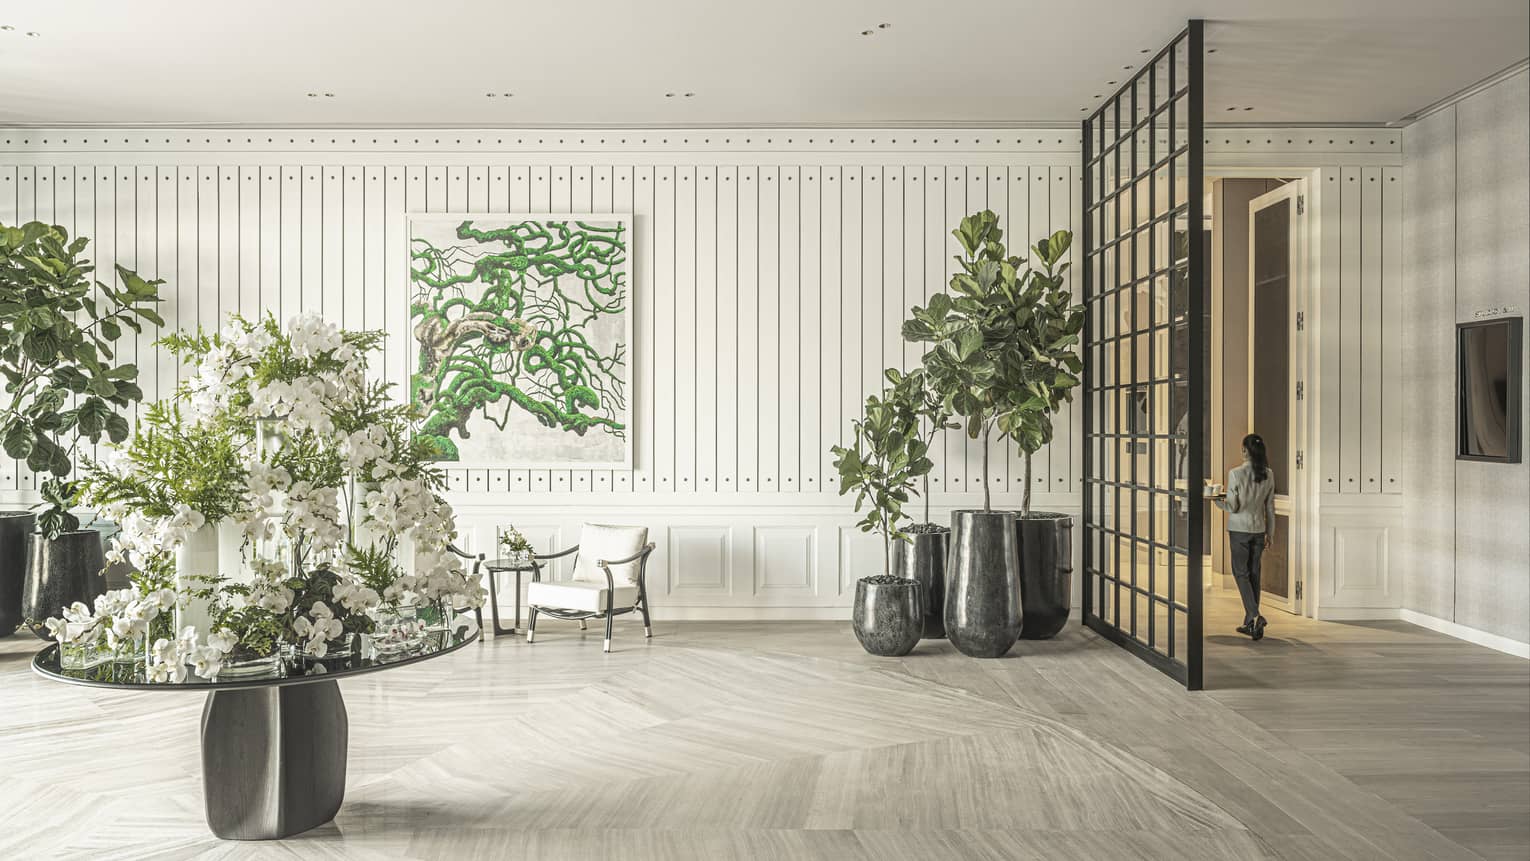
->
[1228, 531, 1265, 624]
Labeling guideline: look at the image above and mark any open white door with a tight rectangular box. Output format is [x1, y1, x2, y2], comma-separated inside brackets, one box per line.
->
[1246, 182, 1308, 616]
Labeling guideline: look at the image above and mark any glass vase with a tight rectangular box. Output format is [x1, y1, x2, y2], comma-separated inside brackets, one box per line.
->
[371, 605, 426, 657]
[416, 600, 450, 632]
[219, 646, 283, 680]
[59, 639, 112, 671]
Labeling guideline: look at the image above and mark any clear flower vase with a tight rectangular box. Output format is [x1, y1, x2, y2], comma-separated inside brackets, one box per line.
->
[59, 640, 112, 671]
[219, 646, 283, 680]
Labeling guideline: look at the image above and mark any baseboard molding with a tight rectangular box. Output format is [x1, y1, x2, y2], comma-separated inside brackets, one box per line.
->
[1315, 607, 1404, 621]
[1399, 609, 1530, 659]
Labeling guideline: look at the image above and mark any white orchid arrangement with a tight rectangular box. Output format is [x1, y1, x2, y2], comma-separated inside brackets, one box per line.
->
[53, 312, 484, 682]
[44, 585, 177, 653]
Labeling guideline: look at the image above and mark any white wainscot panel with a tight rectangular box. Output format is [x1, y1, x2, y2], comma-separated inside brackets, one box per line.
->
[838, 527, 885, 595]
[1325, 523, 1393, 609]
[667, 525, 732, 600]
[753, 526, 818, 602]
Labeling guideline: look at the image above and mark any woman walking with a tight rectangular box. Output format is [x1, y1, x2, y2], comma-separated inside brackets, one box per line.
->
[1213, 434, 1276, 640]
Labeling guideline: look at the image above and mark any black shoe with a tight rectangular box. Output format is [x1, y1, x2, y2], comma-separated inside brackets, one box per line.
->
[1236, 622, 1253, 635]
[1251, 616, 1267, 641]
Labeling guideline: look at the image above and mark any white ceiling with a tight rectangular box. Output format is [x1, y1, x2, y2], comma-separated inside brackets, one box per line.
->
[0, 0, 1525, 127]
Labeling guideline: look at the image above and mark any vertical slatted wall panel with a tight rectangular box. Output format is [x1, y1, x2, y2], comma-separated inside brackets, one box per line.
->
[0, 145, 1394, 507]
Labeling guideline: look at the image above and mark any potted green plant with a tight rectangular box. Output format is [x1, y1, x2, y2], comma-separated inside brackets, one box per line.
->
[832, 375, 934, 657]
[1, 221, 162, 637]
[887, 368, 955, 639]
[902, 211, 1081, 654]
[997, 229, 1085, 639]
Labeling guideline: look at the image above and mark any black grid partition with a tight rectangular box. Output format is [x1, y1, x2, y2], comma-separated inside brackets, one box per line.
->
[1080, 21, 1205, 690]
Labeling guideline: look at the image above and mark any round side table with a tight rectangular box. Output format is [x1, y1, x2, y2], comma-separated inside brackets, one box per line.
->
[482, 556, 542, 635]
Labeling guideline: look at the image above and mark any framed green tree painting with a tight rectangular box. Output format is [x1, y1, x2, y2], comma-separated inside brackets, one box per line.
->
[407, 214, 633, 469]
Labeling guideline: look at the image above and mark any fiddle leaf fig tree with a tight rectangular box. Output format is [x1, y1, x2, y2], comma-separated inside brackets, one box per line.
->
[0, 221, 164, 538]
[832, 372, 936, 577]
[902, 210, 1084, 517]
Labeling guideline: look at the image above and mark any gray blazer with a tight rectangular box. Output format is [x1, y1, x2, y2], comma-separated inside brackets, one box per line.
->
[1215, 462, 1275, 535]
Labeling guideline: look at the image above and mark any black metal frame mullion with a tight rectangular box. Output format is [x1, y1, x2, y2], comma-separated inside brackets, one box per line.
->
[1080, 20, 1204, 691]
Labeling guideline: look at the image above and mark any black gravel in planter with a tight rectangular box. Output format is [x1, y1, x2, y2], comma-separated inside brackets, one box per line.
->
[905, 523, 951, 535]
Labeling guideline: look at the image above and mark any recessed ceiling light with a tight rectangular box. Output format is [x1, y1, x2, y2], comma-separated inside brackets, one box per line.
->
[1243, 106, 1254, 111]
[26, 30, 40, 37]
[1106, 81, 1116, 85]
[877, 23, 891, 29]
[665, 92, 676, 98]
[323, 93, 334, 98]
[307, 92, 319, 98]
[860, 29, 875, 36]
[1208, 48, 1218, 53]
[0, 25, 13, 31]
[684, 92, 695, 98]
[1225, 106, 1237, 111]
[1139, 48, 1150, 53]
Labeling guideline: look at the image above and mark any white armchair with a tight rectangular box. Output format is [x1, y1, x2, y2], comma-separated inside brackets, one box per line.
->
[526, 524, 655, 652]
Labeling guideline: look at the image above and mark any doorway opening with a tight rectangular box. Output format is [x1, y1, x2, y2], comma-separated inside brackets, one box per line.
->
[1205, 172, 1317, 664]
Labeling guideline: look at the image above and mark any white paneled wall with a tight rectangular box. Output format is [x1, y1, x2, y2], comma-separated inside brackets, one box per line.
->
[0, 128, 1405, 616]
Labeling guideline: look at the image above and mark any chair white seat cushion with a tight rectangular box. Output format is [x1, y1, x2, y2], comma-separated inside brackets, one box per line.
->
[528, 580, 640, 613]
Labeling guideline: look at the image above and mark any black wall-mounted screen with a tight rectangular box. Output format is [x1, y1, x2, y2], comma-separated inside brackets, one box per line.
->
[1457, 317, 1523, 463]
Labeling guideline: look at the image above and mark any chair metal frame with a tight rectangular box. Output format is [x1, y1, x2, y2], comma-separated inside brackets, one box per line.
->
[526, 541, 656, 652]
[446, 544, 487, 638]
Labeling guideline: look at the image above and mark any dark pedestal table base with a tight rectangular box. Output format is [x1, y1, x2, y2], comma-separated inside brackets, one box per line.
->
[201, 680, 349, 840]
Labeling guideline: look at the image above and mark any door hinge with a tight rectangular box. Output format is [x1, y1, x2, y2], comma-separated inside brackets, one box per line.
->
[1295, 450, 1304, 470]
[1296, 580, 1303, 600]
[1295, 380, 1304, 401]
[1297, 194, 1306, 215]
[1296, 310, 1305, 331]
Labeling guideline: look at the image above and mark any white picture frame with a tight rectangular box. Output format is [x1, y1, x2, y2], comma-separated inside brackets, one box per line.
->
[405, 212, 634, 470]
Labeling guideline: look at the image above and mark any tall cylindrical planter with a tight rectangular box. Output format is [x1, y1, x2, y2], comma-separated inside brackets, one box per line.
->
[852, 578, 923, 657]
[945, 510, 1022, 658]
[1016, 513, 1074, 640]
[892, 528, 949, 639]
[175, 523, 221, 635]
[21, 529, 106, 639]
[0, 510, 36, 637]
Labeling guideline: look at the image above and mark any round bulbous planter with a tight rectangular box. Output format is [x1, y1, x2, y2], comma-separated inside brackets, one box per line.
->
[852, 576, 923, 657]
[892, 525, 950, 639]
[1015, 512, 1074, 640]
[945, 510, 1022, 658]
[21, 529, 106, 640]
[0, 510, 36, 637]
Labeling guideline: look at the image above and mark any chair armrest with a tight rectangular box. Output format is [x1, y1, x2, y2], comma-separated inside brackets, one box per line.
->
[446, 543, 485, 575]
[534, 545, 580, 561]
[597, 542, 657, 597]
[596, 542, 657, 568]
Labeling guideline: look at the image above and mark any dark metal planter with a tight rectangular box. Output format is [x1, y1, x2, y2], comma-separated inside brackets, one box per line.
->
[852, 579, 923, 657]
[1015, 512, 1074, 640]
[945, 510, 1021, 658]
[21, 529, 106, 639]
[891, 528, 949, 639]
[0, 510, 35, 638]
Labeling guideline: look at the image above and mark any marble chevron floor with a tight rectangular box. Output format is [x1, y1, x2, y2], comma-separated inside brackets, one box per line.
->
[0, 603, 1525, 860]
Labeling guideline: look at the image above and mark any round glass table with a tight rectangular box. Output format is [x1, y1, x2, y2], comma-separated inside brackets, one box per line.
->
[32, 618, 480, 840]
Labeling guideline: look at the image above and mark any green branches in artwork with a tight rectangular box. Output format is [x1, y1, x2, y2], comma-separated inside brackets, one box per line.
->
[408, 218, 629, 461]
